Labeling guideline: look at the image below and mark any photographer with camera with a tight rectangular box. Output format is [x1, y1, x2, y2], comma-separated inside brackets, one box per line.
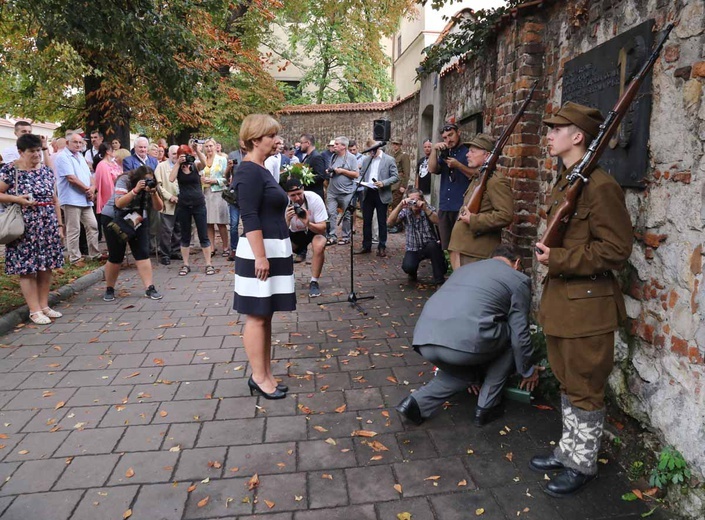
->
[387, 188, 445, 286]
[428, 122, 474, 252]
[100, 165, 164, 302]
[325, 136, 359, 246]
[284, 178, 328, 298]
[169, 144, 214, 276]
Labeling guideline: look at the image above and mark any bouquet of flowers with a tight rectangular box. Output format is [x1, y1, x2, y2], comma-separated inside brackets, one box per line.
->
[280, 162, 315, 186]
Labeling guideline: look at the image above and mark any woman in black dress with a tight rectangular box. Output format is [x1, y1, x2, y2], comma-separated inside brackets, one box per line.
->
[232, 114, 295, 399]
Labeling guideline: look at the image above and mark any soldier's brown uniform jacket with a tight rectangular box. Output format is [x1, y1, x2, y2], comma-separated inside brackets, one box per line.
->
[538, 165, 633, 338]
[448, 173, 513, 259]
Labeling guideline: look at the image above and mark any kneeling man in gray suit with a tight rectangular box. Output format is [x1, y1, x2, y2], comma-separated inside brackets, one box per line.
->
[396, 244, 540, 426]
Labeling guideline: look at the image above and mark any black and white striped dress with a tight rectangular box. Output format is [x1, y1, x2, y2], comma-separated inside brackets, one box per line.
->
[232, 161, 296, 315]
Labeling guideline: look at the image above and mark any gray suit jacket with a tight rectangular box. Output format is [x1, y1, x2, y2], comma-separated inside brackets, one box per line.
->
[360, 152, 399, 204]
[413, 258, 534, 377]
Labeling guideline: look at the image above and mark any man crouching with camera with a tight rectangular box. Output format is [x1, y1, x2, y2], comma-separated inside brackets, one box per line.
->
[100, 165, 164, 302]
[387, 188, 446, 286]
[284, 178, 328, 298]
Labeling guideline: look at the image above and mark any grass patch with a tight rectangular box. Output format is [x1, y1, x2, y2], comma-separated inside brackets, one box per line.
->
[0, 258, 102, 315]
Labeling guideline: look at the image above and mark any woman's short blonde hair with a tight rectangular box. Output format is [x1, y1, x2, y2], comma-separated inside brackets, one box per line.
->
[204, 138, 217, 147]
[114, 148, 131, 164]
[148, 143, 160, 153]
[240, 114, 281, 152]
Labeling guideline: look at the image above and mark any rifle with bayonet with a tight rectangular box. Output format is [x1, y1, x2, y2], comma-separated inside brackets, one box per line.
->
[463, 80, 539, 215]
[539, 23, 674, 249]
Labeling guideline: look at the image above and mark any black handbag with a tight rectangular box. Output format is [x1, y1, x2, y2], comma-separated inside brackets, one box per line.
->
[221, 185, 238, 206]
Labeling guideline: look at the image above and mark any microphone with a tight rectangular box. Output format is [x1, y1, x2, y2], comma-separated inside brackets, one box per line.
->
[361, 141, 386, 154]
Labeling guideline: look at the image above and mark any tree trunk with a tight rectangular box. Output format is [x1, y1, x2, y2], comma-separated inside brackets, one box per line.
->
[84, 73, 130, 148]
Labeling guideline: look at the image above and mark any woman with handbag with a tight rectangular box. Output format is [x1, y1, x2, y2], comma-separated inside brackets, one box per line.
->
[100, 165, 164, 302]
[0, 134, 65, 325]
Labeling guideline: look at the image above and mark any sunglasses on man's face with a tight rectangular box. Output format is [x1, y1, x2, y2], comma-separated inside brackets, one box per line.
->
[441, 125, 458, 133]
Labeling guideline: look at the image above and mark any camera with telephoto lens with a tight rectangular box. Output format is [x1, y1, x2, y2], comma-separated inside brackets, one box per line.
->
[292, 203, 307, 219]
[184, 154, 196, 165]
[144, 177, 157, 190]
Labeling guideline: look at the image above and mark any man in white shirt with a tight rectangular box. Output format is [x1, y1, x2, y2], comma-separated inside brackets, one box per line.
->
[84, 130, 104, 171]
[264, 136, 285, 182]
[284, 178, 328, 298]
[0, 121, 32, 164]
[55, 132, 102, 265]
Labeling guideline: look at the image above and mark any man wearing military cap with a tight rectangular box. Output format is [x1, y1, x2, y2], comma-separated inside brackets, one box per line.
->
[531, 101, 632, 497]
[389, 138, 411, 233]
[448, 133, 513, 269]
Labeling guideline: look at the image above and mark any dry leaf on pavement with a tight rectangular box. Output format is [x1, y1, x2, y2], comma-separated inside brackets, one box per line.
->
[351, 430, 377, 438]
[123, 509, 132, 519]
[125, 468, 135, 478]
[197, 496, 209, 508]
[247, 474, 260, 490]
[393, 484, 402, 494]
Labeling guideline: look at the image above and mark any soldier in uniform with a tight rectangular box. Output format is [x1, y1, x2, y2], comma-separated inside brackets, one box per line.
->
[389, 138, 411, 233]
[532, 102, 633, 497]
[448, 134, 513, 269]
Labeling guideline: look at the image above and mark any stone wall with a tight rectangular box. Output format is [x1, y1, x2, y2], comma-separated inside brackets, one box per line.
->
[276, 3, 705, 514]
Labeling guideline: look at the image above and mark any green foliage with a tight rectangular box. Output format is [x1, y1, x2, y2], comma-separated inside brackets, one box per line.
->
[418, 0, 523, 78]
[628, 460, 646, 481]
[649, 446, 691, 489]
[267, 0, 416, 105]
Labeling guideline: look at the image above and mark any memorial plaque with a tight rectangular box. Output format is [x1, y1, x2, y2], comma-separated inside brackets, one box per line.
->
[562, 20, 655, 188]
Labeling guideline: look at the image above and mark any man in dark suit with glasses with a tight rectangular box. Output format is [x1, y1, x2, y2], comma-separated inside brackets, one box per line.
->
[427, 122, 474, 252]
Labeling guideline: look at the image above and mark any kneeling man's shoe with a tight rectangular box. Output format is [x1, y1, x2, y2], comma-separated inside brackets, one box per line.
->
[544, 468, 596, 497]
[395, 395, 424, 425]
[473, 404, 503, 427]
[529, 453, 565, 472]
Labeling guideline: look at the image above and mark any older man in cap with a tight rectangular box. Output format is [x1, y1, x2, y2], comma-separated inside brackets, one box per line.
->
[448, 133, 513, 269]
[531, 101, 632, 497]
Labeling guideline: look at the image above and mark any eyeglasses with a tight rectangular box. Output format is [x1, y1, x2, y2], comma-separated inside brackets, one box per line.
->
[441, 124, 458, 133]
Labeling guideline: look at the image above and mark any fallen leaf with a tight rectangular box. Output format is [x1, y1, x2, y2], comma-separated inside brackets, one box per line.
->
[325, 438, 337, 446]
[381, 411, 390, 418]
[294, 495, 303, 501]
[476, 508, 485, 516]
[207, 461, 222, 469]
[169, 446, 181, 452]
[153, 358, 165, 366]
[157, 323, 176, 328]
[370, 455, 383, 461]
[197, 496, 209, 508]
[55, 401, 65, 410]
[18, 450, 29, 455]
[0, 434, 7, 440]
[351, 430, 377, 438]
[632, 489, 644, 500]
[458, 479, 468, 486]
[88, 337, 99, 343]
[598, 458, 609, 465]
[159, 411, 168, 417]
[264, 500, 275, 509]
[201, 477, 210, 483]
[424, 476, 441, 481]
[368, 440, 389, 452]
[532, 404, 554, 411]
[505, 452, 513, 462]
[123, 372, 141, 379]
[397, 514, 411, 520]
[247, 473, 259, 490]
[187, 484, 197, 493]
[643, 487, 659, 497]
[125, 467, 135, 478]
[313, 426, 328, 433]
[123, 509, 132, 519]
[322, 474, 333, 480]
[386, 376, 399, 384]
[335, 404, 347, 413]
[297, 404, 313, 415]
[394, 483, 402, 494]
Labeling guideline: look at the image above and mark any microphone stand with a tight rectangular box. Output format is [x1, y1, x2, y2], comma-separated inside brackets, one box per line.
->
[319, 145, 385, 314]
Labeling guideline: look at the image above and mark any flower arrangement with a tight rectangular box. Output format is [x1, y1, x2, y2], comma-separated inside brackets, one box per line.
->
[280, 163, 315, 186]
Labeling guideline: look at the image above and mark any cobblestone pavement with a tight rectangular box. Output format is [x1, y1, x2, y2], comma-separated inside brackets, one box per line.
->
[0, 231, 667, 519]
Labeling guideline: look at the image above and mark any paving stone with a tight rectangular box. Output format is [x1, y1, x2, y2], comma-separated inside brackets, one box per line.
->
[151, 399, 217, 424]
[357, 408, 405, 434]
[226, 442, 297, 476]
[253, 393, 298, 417]
[177, 336, 224, 351]
[131, 482, 189, 520]
[142, 350, 195, 367]
[56, 405, 110, 430]
[265, 416, 308, 443]
[100, 402, 158, 427]
[376, 496, 435, 520]
[53, 453, 121, 490]
[162, 423, 201, 451]
[298, 438, 356, 471]
[54, 427, 124, 457]
[292, 504, 376, 520]
[393, 457, 474, 497]
[240, 513, 292, 520]
[306, 412, 360, 440]
[0, 372, 30, 390]
[71, 485, 139, 520]
[4, 387, 76, 410]
[307, 468, 347, 509]
[430, 490, 505, 520]
[396, 430, 439, 460]
[216, 397, 258, 420]
[0, 458, 67, 495]
[4, 431, 70, 461]
[197, 418, 265, 447]
[20, 408, 67, 432]
[128, 383, 179, 403]
[56, 369, 119, 387]
[109, 451, 178, 485]
[0, 410, 37, 433]
[298, 391, 346, 415]
[3, 492, 78, 520]
[492, 483, 564, 519]
[213, 378, 251, 399]
[116, 424, 168, 452]
[182, 477, 253, 518]
[175, 380, 216, 401]
[158, 364, 213, 382]
[353, 432, 404, 466]
[191, 348, 234, 364]
[253, 472, 308, 513]
[345, 464, 399, 504]
[173, 446, 227, 481]
[0, 462, 21, 491]
[67, 385, 133, 407]
[343, 387, 385, 411]
[114, 367, 162, 385]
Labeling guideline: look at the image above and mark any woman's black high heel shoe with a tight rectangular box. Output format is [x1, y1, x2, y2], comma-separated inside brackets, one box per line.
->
[276, 382, 289, 392]
[248, 376, 287, 400]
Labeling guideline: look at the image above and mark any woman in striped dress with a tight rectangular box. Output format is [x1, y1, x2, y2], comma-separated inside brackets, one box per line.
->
[232, 114, 296, 400]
